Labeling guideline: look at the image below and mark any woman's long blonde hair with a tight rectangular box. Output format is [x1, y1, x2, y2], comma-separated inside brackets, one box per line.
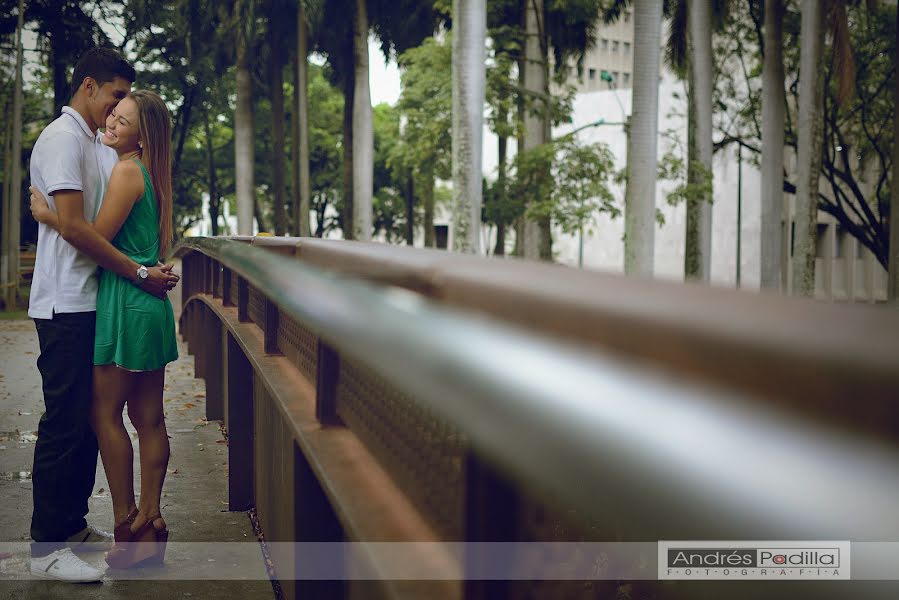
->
[130, 90, 173, 258]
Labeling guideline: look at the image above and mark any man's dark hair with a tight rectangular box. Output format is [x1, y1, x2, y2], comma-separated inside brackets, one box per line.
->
[70, 47, 136, 98]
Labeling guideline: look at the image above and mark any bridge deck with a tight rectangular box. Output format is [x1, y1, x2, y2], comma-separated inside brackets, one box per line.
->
[0, 265, 275, 597]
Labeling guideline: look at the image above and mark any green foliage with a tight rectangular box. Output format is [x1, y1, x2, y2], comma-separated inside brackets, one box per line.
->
[392, 35, 453, 183]
[303, 64, 345, 237]
[372, 102, 407, 242]
[715, 0, 896, 268]
[510, 137, 619, 236]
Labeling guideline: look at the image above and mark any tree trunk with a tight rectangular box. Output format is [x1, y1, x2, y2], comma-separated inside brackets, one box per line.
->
[522, 0, 548, 260]
[352, 0, 373, 241]
[269, 11, 288, 236]
[205, 112, 220, 236]
[494, 133, 508, 256]
[235, 0, 256, 235]
[624, 0, 663, 276]
[295, 1, 312, 237]
[512, 47, 526, 258]
[760, 0, 786, 291]
[684, 75, 702, 278]
[451, 0, 486, 254]
[342, 74, 354, 239]
[685, 0, 713, 282]
[889, 4, 899, 305]
[3, 0, 24, 310]
[422, 168, 435, 247]
[291, 47, 300, 235]
[792, 0, 826, 297]
[404, 174, 415, 245]
[254, 195, 271, 234]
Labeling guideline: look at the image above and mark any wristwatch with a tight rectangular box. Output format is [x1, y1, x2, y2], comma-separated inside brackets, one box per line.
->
[136, 265, 149, 282]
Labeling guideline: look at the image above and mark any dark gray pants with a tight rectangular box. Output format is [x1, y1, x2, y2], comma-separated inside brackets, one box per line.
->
[30, 311, 98, 557]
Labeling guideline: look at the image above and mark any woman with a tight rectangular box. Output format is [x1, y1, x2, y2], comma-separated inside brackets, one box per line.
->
[31, 89, 178, 569]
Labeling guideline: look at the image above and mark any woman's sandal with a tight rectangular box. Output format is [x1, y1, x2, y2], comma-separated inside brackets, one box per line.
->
[105, 508, 139, 568]
[105, 511, 168, 569]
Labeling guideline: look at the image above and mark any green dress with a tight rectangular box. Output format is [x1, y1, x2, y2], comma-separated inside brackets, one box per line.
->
[94, 158, 178, 371]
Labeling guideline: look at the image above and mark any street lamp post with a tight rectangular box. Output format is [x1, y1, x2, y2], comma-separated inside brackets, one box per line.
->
[574, 71, 628, 269]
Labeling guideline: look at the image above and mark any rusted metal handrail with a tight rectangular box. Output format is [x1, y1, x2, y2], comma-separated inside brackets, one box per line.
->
[176, 237, 899, 543]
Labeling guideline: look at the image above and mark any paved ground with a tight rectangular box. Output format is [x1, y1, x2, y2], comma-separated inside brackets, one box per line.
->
[0, 272, 275, 599]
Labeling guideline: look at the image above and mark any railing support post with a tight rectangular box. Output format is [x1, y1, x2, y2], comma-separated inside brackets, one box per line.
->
[315, 341, 340, 425]
[225, 330, 255, 511]
[237, 276, 249, 322]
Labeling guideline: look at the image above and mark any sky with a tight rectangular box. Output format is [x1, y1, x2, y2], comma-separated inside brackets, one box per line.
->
[366, 37, 402, 107]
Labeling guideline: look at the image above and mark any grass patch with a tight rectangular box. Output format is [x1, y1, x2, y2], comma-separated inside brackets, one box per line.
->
[0, 310, 28, 320]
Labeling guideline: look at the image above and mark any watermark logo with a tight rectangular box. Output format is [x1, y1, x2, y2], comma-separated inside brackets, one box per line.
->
[658, 541, 849, 580]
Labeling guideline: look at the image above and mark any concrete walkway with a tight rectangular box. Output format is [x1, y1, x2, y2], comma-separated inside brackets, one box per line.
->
[0, 274, 275, 598]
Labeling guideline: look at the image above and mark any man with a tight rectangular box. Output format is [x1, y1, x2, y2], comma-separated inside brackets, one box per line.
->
[27, 47, 178, 583]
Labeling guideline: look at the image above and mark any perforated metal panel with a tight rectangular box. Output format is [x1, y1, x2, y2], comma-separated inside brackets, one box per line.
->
[335, 358, 465, 540]
[248, 284, 265, 327]
[278, 314, 318, 386]
[229, 270, 239, 306]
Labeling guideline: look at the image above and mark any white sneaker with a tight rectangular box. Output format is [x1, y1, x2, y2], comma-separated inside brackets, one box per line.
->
[66, 524, 114, 552]
[30, 548, 104, 582]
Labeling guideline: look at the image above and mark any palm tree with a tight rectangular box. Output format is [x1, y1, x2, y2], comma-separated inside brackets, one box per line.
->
[233, 0, 256, 235]
[684, 0, 713, 282]
[760, 0, 785, 291]
[623, 0, 663, 276]
[352, 0, 373, 241]
[2, 0, 23, 310]
[521, 0, 549, 260]
[268, 0, 289, 236]
[792, 0, 826, 297]
[890, 4, 899, 305]
[451, 0, 487, 254]
[293, 0, 312, 237]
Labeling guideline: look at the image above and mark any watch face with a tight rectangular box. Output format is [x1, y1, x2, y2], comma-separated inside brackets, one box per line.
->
[139, 266, 149, 279]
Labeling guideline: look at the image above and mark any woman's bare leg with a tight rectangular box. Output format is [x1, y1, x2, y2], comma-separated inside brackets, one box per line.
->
[91, 365, 136, 526]
[126, 368, 168, 533]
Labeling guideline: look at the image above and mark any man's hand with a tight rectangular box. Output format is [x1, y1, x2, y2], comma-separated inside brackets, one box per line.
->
[29, 186, 56, 225]
[139, 263, 180, 299]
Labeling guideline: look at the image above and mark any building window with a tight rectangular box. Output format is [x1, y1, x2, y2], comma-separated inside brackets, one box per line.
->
[622, 72, 630, 86]
[601, 38, 608, 51]
[588, 68, 597, 81]
[624, 10, 631, 23]
[815, 224, 829, 258]
[612, 71, 620, 82]
[612, 40, 620, 53]
[623, 42, 631, 56]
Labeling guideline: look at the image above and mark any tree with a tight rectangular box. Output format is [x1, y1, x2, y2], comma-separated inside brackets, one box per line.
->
[521, 0, 550, 260]
[760, 0, 786, 291]
[483, 15, 521, 256]
[293, 0, 312, 237]
[623, 0, 663, 276]
[451, 0, 487, 254]
[351, 0, 374, 240]
[266, 0, 290, 235]
[0, 0, 111, 117]
[792, 0, 826, 296]
[684, 0, 714, 281]
[393, 36, 453, 248]
[372, 103, 407, 242]
[891, 4, 899, 305]
[511, 136, 619, 241]
[710, 2, 892, 293]
[1, 0, 23, 310]
[233, 0, 257, 235]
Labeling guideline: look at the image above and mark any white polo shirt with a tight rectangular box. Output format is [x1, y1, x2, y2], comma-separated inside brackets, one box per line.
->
[28, 107, 118, 319]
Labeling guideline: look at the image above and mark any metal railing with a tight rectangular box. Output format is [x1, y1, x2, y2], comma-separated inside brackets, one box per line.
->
[176, 236, 899, 600]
